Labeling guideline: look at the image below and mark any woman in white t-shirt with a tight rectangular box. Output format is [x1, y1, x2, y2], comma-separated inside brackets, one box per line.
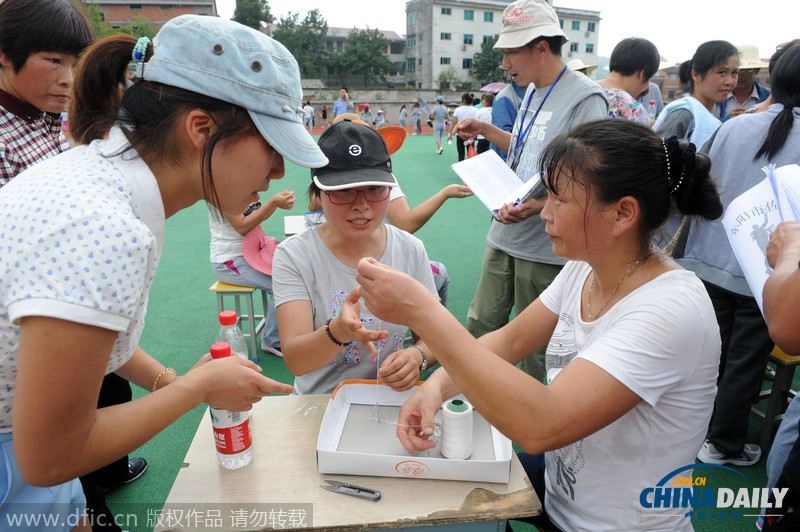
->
[0, 17, 323, 529]
[355, 119, 724, 532]
[447, 92, 478, 161]
[273, 120, 438, 395]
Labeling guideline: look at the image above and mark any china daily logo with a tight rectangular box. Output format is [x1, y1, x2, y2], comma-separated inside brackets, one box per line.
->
[640, 464, 789, 518]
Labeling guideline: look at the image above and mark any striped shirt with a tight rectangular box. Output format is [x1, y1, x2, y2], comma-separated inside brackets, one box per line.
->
[0, 89, 70, 187]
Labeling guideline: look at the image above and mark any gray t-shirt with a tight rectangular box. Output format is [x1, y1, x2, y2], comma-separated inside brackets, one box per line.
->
[487, 71, 609, 264]
[273, 224, 437, 395]
[431, 104, 448, 127]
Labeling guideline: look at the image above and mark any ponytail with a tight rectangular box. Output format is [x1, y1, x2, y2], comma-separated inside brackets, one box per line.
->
[666, 137, 721, 220]
[754, 43, 800, 161]
[70, 34, 145, 145]
[70, 33, 255, 211]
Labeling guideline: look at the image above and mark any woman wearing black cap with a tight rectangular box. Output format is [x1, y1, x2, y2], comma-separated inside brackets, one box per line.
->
[273, 120, 438, 396]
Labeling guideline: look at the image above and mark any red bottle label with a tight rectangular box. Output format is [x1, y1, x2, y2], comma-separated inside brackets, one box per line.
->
[210, 410, 252, 454]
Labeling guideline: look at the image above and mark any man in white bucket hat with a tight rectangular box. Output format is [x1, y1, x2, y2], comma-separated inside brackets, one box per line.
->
[451, 0, 608, 383]
[718, 44, 771, 121]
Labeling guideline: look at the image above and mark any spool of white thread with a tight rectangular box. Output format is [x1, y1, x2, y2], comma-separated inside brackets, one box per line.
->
[441, 398, 473, 459]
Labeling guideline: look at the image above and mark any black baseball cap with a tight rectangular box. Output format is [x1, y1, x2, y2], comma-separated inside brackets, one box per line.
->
[312, 120, 398, 191]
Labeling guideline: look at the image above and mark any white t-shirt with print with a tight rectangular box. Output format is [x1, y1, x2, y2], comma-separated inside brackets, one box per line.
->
[0, 127, 165, 431]
[539, 261, 720, 532]
[272, 224, 436, 395]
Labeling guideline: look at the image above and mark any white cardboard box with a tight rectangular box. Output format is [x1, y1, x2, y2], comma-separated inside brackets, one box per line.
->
[316, 380, 512, 483]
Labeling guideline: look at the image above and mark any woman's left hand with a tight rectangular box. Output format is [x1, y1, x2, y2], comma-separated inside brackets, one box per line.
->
[355, 258, 438, 327]
[379, 348, 422, 391]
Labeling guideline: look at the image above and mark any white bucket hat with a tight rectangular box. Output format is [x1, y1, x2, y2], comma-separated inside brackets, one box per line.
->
[494, 0, 567, 50]
[737, 44, 769, 70]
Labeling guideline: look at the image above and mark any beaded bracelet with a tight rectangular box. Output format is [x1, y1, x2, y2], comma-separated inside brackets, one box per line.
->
[152, 367, 176, 392]
[324, 317, 351, 347]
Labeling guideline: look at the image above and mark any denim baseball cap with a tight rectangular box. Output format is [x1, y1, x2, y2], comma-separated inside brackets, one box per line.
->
[143, 15, 327, 168]
[312, 120, 398, 191]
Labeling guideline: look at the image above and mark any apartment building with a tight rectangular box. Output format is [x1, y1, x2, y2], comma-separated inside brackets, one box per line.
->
[405, 0, 600, 90]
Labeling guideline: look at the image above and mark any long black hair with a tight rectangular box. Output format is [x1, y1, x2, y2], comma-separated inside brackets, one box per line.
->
[754, 43, 800, 160]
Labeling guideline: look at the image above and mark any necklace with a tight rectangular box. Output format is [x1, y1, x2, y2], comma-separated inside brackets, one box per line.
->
[586, 259, 641, 319]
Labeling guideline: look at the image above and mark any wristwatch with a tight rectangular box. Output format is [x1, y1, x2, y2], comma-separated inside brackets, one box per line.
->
[411, 344, 428, 372]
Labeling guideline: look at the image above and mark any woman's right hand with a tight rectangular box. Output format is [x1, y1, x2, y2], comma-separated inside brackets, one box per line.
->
[396, 383, 442, 452]
[186, 355, 294, 412]
[451, 117, 482, 141]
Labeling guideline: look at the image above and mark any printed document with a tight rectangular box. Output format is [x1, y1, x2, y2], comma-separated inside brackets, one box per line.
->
[451, 150, 544, 216]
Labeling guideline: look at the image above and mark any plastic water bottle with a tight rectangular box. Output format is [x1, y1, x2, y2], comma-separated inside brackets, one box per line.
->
[209, 342, 254, 469]
[646, 100, 657, 122]
[216, 310, 249, 361]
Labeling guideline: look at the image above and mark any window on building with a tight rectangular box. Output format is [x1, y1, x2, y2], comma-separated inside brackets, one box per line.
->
[570, 42, 579, 52]
[464, 10, 474, 20]
[441, 32, 451, 40]
[464, 34, 473, 45]
[463, 58, 472, 69]
[483, 35, 493, 44]
[326, 41, 332, 50]
[441, 57, 451, 65]
[441, 7, 451, 15]
[571, 21, 580, 30]
[130, 4, 142, 9]
[668, 90, 675, 99]
[559, 19, 563, 28]
[407, 11, 416, 24]
[160, 4, 172, 9]
[418, 58, 422, 66]
[407, 58, 416, 71]
[336, 41, 343, 50]
[484, 12, 493, 22]
[407, 34, 416, 48]
[587, 22, 596, 32]
[586, 43, 594, 53]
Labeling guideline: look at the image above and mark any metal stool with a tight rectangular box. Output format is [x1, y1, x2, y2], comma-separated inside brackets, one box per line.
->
[209, 281, 268, 362]
[751, 346, 799, 448]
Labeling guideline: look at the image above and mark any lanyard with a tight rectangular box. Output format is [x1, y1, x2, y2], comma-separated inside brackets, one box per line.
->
[509, 64, 568, 171]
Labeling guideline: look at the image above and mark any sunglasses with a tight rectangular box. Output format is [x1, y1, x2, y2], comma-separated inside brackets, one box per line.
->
[324, 186, 390, 205]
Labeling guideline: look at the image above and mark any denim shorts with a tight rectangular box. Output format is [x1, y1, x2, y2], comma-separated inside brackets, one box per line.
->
[0, 432, 86, 531]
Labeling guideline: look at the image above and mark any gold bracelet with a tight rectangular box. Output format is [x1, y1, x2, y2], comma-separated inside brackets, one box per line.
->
[152, 367, 176, 392]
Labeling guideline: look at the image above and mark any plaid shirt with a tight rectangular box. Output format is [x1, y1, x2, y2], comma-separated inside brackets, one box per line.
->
[0, 89, 70, 187]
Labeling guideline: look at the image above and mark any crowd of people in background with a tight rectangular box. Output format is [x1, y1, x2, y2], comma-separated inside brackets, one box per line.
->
[1, 0, 800, 530]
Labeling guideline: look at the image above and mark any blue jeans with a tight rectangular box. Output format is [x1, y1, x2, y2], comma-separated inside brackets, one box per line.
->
[212, 257, 279, 348]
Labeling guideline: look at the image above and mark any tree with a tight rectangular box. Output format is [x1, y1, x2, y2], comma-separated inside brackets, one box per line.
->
[119, 13, 156, 40]
[331, 28, 395, 88]
[272, 10, 328, 78]
[233, 0, 273, 29]
[471, 35, 508, 86]
[79, 2, 116, 40]
[437, 67, 460, 91]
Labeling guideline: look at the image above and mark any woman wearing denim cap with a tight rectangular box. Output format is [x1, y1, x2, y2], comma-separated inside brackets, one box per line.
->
[0, 15, 326, 530]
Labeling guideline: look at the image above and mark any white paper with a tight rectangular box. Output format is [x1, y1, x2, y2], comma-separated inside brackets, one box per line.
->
[722, 164, 800, 312]
[451, 150, 543, 215]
